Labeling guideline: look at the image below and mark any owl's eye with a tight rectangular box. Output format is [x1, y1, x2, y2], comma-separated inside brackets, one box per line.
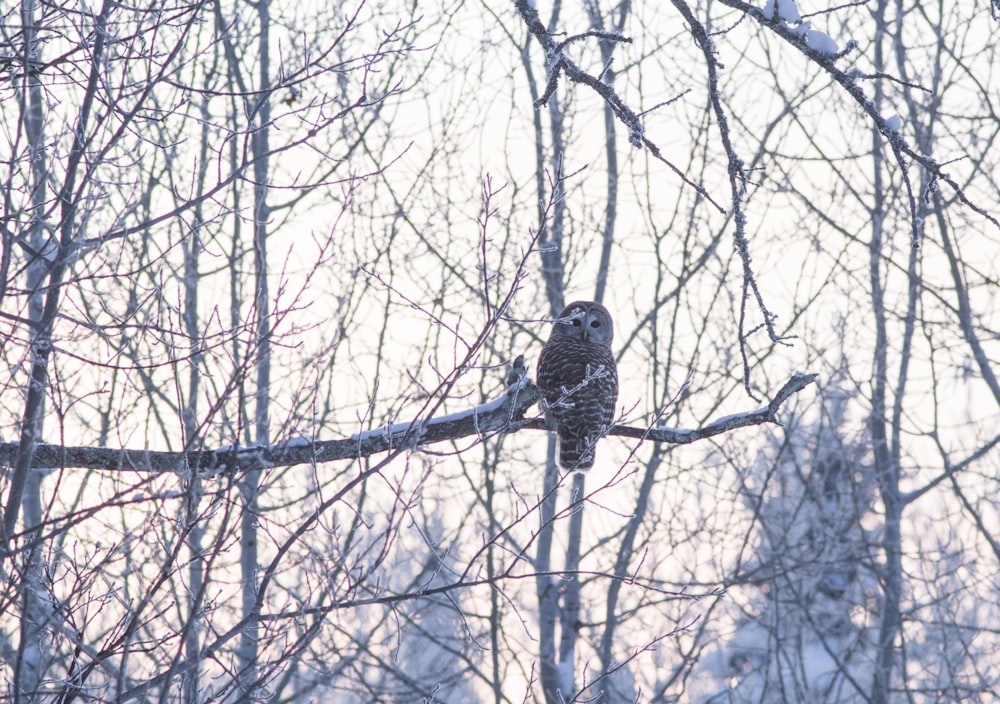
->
[590, 320, 600, 328]
[572, 318, 582, 326]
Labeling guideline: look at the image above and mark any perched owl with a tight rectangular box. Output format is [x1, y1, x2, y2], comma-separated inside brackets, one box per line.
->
[536, 301, 619, 470]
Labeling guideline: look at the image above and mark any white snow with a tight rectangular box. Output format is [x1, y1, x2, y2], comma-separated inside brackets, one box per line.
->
[806, 28, 839, 55]
[351, 419, 415, 442]
[763, 0, 801, 23]
[558, 659, 575, 695]
[707, 410, 762, 427]
[273, 436, 311, 448]
[428, 394, 509, 424]
[40, 239, 60, 263]
[885, 114, 903, 132]
[777, 0, 801, 23]
[350, 383, 523, 444]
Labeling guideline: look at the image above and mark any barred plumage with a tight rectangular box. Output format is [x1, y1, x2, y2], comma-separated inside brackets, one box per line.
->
[536, 301, 619, 470]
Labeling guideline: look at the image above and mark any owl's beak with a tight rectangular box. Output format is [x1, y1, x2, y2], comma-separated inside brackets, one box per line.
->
[581, 329, 589, 342]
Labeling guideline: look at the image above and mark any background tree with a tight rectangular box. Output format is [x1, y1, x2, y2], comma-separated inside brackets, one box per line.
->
[1, 0, 420, 699]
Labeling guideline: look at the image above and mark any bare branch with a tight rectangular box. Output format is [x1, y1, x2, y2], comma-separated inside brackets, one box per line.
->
[513, 0, 726, 213]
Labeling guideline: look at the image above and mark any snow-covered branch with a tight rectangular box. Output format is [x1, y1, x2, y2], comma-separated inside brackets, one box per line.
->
[722, 0, 999, 230]
[0, 372, 816, 473]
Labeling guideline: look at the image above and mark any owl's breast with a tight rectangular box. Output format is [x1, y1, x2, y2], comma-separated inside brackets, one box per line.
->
[537, 337, 617, 399]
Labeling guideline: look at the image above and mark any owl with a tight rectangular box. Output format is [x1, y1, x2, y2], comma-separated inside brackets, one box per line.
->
[536, 301, 619, 470]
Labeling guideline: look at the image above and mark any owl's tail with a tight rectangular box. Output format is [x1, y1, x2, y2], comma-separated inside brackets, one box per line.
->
[558, 434, 597, 470]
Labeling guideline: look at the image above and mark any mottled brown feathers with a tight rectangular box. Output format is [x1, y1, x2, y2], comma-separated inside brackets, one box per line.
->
[536, 301, 619, 470]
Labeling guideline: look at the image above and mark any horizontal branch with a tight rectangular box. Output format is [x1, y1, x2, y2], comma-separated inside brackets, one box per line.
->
[0, 373, 816, 473]
[611, 371, 817, 443]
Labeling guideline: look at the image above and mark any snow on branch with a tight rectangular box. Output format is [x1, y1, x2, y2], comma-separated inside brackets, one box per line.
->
[0, 371, 816, 473]
[723, 0, 999, 231]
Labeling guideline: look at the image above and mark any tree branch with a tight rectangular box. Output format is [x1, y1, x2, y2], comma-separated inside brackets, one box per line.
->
[512, 0, 725, 213]
[0, 372, 816, 473]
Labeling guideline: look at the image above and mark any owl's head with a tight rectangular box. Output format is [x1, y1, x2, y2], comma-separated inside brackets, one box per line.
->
[550, 301, 614, 348]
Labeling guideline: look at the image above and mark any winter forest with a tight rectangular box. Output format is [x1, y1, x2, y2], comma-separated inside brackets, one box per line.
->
[1, 0, 999, 701]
